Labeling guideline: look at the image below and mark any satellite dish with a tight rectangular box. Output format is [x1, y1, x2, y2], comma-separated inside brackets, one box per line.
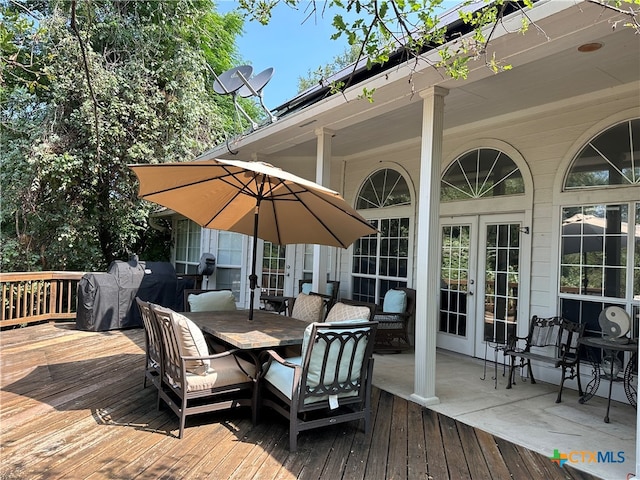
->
[213, 65, 253, 94]
[211, 65, 277, 132]
[598, 306, 631, 343]
[238, 67, 274, 97]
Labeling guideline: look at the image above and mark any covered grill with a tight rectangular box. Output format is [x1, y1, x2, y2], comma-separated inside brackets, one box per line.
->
[76, 260, 190, 331]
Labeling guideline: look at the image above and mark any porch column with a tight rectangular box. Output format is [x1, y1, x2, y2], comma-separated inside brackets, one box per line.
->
[312, 128, 334, 294]
[411, 86, 448, 407]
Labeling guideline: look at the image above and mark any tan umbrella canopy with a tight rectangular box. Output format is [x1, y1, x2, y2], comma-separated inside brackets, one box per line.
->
[130, 158, 377, 319]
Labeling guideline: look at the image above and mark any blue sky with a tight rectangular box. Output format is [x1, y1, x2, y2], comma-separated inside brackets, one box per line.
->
[217, 1, 355, 110]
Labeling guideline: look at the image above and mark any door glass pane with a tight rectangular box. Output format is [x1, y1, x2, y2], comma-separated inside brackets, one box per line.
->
[440, 225, 470, 337]
[261, 242, 286, 296]
[484, 223, 519, 344]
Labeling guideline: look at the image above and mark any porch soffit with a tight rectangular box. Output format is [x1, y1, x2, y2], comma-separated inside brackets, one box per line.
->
[205, 3, 639, 163]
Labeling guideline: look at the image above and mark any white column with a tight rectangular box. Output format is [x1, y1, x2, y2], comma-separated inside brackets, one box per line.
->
[313, 128, 334, 294]
[410, 86, 448, 407]
[636, 346, 640, 477]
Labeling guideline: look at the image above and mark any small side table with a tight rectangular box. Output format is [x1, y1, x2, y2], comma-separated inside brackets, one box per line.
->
[578, 336, 637, 423]
[481, 338, 508, 389]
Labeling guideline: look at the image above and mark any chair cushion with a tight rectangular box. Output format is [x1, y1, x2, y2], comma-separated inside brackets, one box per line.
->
[170, 311, 211, 375]
[291, 293, 325, 323]
[383, 289, 407, 313]
[188, 290, 237, 312]
[185, 354, 254, 392]
[306, 320, 369, 389]
[326, 302, 370, 322]
[263, 355, 303, 398]
[266, 320, 370, 403]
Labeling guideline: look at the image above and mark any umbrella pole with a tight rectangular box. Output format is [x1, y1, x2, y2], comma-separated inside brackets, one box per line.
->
[248, 203, 260, 321]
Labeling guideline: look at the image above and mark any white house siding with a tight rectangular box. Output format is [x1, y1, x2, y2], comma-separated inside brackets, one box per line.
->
[326, 82, 638, 357]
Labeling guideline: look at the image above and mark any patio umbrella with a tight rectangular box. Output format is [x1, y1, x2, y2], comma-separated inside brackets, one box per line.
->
[129, 158, 377, 320]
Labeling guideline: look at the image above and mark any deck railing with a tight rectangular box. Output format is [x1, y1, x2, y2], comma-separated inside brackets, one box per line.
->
[0, 271, 85, 328]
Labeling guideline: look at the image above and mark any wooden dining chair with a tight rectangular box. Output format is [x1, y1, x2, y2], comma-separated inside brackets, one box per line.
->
[259, 320, 379, 451]
[150, 304, 256, 438]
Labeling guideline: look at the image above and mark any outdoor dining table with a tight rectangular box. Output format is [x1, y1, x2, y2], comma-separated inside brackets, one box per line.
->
[183, 309, 307, 350]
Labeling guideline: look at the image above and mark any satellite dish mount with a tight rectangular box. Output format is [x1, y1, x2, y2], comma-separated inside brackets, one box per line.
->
[211, 65, 277, 134]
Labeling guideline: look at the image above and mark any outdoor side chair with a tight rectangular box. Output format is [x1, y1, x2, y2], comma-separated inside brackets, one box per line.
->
[258, 320, 378, 451]
[326, 299, 376, 322]
[373, 287, 415, 353]
[150, 304, 256, 438]
[135, 297, 163, 395]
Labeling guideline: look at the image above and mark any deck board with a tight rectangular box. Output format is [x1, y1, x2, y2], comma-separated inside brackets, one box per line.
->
[0, 322, 603, 480]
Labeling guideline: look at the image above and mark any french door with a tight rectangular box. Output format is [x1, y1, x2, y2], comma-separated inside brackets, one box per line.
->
[260, 242, 295, 296]
[438, 214, 525, 358]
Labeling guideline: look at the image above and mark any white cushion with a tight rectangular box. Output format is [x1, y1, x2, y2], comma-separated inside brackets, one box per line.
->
[326, 302, 370, 322]
[291, 293, 325, 323]
[185, 355, 254, 392]
[383, 289, 407, 313]
[170, 311, 211, 375]
[188, 290, 237, 312]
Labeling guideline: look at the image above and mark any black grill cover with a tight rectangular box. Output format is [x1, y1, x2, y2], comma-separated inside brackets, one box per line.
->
[76, 273, 120, 331]
[76, 260, 180, 331]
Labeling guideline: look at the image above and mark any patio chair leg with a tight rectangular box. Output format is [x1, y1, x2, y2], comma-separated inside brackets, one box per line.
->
[527, 360, 536, 384]
[506, 356, 515, 389]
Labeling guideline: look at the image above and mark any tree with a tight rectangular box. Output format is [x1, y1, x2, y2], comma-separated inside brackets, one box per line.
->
[297, 43, 360, 92]
[1, 0, 253, 272]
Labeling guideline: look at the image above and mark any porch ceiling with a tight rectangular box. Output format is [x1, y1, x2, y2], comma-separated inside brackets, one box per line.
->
[207, 2, 639, 162]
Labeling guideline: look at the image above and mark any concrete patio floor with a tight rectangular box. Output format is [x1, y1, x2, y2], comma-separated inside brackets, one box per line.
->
[372, 349, 637, 480]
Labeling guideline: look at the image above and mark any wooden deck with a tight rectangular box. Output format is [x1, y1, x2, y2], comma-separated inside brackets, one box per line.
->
[1, 322, 599, 480]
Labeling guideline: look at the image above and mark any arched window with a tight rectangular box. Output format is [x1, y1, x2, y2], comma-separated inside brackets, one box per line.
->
[564, 118, 640, 190]
[353, 168, 412, 304]
[441, 148, 524, 201]
[558, 118, 640, 339]
[356, 168, 411, 209]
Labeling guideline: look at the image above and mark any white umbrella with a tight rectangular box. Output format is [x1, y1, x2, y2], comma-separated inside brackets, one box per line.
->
[130, 158, 377, 319]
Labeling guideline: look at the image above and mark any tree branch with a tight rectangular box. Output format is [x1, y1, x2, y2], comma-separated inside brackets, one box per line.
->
[69, 0, 101, 163]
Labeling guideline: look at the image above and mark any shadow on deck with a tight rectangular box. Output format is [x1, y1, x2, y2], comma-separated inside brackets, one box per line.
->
[1, 322, 604, 479]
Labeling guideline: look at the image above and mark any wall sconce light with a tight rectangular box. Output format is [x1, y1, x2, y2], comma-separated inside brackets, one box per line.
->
[519, 227, 530, 234]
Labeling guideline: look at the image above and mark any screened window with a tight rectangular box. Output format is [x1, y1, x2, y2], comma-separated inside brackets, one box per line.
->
[565, 119, 640, 190]
[441, 148, 524, 201]
[174, 219, 201, 274]
[356, 168, 411, 209]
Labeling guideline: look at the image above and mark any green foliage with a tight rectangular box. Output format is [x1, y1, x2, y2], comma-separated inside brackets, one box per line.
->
[297, 43, 360, 92]
[1, 0, 246, 272]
